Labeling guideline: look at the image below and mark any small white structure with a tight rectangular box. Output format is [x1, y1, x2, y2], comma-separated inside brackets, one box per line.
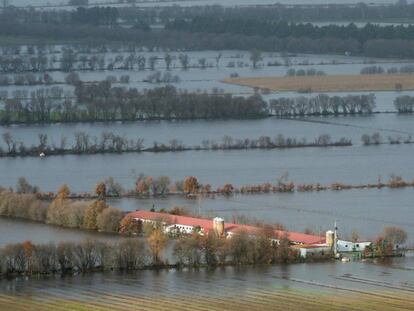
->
[298, 245, 331, 258]
[165, 224, 198, 235]
[39, 152, 45, 158]
[336, 240, 372, 253]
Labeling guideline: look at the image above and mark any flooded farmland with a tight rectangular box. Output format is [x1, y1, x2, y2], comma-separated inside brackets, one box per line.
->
[1, 254, 414, 310]
[1, 2, 414, 308]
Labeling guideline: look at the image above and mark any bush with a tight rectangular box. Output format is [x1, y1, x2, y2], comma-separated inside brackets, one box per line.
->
[97, 207, 124, 233]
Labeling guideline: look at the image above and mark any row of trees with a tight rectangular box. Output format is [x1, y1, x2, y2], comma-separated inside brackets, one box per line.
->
[361, 132, 413, 145]
[0, 48, 207, 73]
[0, 86, 67, 124]
[74, 83, 268, 121]
[269, 94, 376, 116]
[394, 95, 414, 113]
[0, 73, 55, 86]
[166, 18, 414, 43]
[360, 64, 414, 75]
[286, 68, 326, 77]
[0, 226, 301, 277]
[6, 2, 414, 28]
[0, 131, 144, 156]
[0, 239, 147, 276]
[133, 173, 414, 196]
[2, 18, 414, 58]
[0, 132, 351, 157]
[116, 3, 414, 26]
[0, 84, 268, 124]
[0, 184, 124, 233]
[15, 168, 414, 203]
[1, 224, 407, 277]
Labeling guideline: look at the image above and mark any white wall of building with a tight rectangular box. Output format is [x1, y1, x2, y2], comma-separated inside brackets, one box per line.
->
[337, 240, 371, 253]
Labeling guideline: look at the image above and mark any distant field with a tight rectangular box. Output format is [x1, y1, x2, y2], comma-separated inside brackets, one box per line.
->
[1, 289, 414, 311]
[223, 74, 414, 92]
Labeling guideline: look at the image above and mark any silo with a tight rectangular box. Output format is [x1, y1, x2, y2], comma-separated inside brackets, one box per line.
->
[213, 217, 225, 237]
[326, 230, 335, 248]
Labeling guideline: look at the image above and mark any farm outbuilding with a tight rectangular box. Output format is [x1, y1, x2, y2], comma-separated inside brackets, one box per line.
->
[126, 210, 325, 245]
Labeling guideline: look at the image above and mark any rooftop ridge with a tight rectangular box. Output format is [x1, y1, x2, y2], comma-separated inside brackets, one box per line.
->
[126, 210, 325, 245]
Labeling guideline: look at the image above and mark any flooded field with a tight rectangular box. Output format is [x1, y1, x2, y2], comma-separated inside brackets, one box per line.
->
[2, 2, 414, 309]
[1, 255, 413, 310]
[0, 185, 412, 246]
[10, 0, 399, 8]
[107, 188, 414, 243]
[1, 141, 413, 193]
[1, 112, 413, 151]
[0, 217, 122, 246]
[1, 51, 412, 96]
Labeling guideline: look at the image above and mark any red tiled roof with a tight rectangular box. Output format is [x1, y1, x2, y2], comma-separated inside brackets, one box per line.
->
[126, 210, 325, 245]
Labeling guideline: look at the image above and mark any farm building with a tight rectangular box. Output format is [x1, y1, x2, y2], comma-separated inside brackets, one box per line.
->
[296, 228, 372, 258]
[294, 244, 331, 258]
[336, 240, 372, 253]
[126, 210, 325, 245]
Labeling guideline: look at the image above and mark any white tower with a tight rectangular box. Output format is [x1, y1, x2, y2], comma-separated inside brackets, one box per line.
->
[334, 221, 338, 257]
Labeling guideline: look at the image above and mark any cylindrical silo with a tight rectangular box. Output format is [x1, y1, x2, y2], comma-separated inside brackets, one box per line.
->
[213, 217, 225, 237]
[326, 230, 335, 248]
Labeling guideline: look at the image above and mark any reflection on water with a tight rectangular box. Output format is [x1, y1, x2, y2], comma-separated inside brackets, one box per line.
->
[1, 257, 414, 301]
[1, 107, 414, 150]
[1, 143, 414, 193]
[0, 217, 122, 246]
[10, 0, 398, 8]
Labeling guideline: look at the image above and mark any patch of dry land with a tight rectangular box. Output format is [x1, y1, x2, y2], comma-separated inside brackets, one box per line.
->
[1, 289, 414, 311]
[223, 74, 414, 92]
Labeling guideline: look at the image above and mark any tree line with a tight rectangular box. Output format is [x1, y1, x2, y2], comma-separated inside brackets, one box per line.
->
[0, 224, 406, 278]
[269, 94, 376, 116]
[0, 229, 302, 278]
[8, 167, 414, 204]
[0, 183, 125, 233]
[286, 68, 326, 77]
[116, 3, 414, 26]
[0, 73, 56, 86]
[360, 64, 414, 75]
[4, 3, 414, 58]
[8, 3, 414, 29]
[0, 86, 383, 125]
[361, 132, 413, 145]
[0, 132, 352, 158]
[0, 84, 267, 124]
[166, 17, 414, 43]
[394, 95, 414, 113]
[2, 19, 414, 58]
[74, 82, 268, 120]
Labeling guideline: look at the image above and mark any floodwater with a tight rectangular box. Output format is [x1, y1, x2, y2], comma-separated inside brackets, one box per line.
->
[108, 188, 414, 243]
[1, 7, 414, 308]
[2, 51, 412, 96]
[0, 108, 412, 149]
[0, 217, 122, 246]
[1, 133, 414, 192]
[0, 186, 413, 246]
[10, 0, 399, 8]
[0, 255, 413, 309]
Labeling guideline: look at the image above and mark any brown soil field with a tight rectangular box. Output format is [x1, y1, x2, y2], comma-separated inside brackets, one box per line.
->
[223, 74, 414, 92]
[2, 289, 414, 311]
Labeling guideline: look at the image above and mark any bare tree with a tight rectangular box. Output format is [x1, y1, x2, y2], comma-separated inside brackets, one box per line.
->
[250, 49, 262, 69]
